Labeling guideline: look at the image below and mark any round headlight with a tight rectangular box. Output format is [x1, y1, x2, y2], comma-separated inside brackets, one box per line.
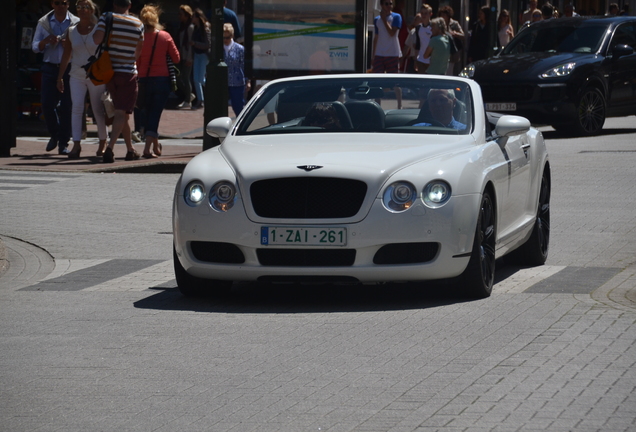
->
[423, 181, 451, 208]
[383, 181, 417, 212]
[210, 181, 237, 212]
[184, 181, 205, 206]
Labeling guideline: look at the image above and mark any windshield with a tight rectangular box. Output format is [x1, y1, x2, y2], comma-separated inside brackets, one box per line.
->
[236, 77, 474, 136]
[503, 24, 606, 54]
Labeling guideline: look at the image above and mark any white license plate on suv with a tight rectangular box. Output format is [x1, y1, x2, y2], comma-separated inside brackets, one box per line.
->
[261, 227, 347, 246]
[485, 103, 517, 111]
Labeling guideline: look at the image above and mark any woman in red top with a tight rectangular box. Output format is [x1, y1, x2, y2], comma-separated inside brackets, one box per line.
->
[137, 4, 180, 158]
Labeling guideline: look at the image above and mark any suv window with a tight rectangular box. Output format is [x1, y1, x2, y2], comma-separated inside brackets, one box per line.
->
[504, 24, 606, 54]
[609, 23, 636, 50]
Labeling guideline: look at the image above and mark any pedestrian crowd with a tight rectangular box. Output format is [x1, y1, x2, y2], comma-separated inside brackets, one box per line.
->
[31, 0, 630, 159]
[31, 0, 246, 163]
[372, 0, 628, 81]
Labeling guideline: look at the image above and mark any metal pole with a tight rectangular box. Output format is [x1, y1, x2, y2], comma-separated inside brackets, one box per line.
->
[1, 0, 17, 157]
[203, 0, 229, 151]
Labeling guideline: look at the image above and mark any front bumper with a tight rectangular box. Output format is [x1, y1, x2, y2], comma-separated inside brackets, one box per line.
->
[482, 82, 577, 125]
[173, 193, 482, 284]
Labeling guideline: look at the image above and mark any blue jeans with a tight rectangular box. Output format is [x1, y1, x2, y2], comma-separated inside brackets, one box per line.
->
[229, 86, 245, 116]
[192, 53, 209, 103]
[138, 76, 171, 138]
[41, 62, 72, 146]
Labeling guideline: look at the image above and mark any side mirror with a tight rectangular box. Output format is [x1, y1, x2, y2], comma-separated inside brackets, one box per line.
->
[495, 115, 531, 138]
[612, 44, 634, 59]
[206, 117, 233, 139]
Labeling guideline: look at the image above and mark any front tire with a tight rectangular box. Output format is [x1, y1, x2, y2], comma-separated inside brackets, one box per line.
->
[173, 246, 232, 297]
[572, 87, 606, 136]
[459, 191, 496, 298]
[509, 167, 551, 266]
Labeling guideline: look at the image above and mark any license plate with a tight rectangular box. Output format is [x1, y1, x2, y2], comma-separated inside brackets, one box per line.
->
[261, 226, 347, 246]
[485, 102, 516, 111]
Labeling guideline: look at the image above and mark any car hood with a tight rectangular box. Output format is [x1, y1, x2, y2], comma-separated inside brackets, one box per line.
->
[220, 133, 475, 193]
[473, 52, 596, 81]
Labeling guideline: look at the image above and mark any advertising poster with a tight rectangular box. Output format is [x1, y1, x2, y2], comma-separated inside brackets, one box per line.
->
[252, 0, 358, 73]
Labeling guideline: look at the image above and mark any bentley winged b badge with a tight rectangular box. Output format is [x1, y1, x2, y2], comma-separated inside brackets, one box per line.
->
[297, 165, 323, 172]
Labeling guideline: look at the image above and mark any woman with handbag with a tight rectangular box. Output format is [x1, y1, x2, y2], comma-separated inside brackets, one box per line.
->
[137, 4, 180, 158]
[57, 0, 108, 158]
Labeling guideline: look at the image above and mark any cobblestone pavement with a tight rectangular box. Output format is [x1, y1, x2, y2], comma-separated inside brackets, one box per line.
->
[0, 117, 635, 431]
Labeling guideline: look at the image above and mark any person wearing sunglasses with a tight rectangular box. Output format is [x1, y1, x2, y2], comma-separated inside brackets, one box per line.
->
[32, 0, 79, 155]
[56, 0, 109, 159]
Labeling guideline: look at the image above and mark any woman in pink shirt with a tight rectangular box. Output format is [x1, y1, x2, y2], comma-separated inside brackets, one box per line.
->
[137, 4, 180, 158]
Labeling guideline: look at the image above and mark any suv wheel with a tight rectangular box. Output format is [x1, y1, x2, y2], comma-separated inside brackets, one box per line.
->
[573, 87, 606, 136]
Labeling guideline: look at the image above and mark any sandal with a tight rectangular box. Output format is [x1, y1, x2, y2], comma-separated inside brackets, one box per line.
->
[103, 147, 114, 163]
[125, 150, 140, 161]
[96, 140, 107, 157]
[142, 152, 158, 159]
[68, 148, 81, 159]
[153, 142, 162, 156]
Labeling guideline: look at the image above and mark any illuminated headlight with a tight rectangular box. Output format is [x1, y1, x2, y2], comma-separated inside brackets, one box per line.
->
[459, 64, 475, 78]
[209, 181, 237, 212]
[184, 181, 205, 206]
[423, 181, 451, 208]
[383, 181, 417, 212]
[541, 63, 575, 78]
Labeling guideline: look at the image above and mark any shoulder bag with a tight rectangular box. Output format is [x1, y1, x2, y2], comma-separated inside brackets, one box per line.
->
[84, 12, 114, 86]
[136, 32, 158, 110]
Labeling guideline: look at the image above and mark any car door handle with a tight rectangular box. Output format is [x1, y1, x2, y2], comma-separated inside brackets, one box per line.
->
[521, 143, 530, 158]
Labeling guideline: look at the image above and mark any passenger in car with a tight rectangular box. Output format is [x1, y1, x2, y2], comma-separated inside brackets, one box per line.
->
[414, 89, 467, 130]
[303, 103, 343, 131]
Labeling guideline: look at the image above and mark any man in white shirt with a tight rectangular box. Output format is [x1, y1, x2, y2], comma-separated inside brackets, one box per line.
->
[31, 0, 79, 154]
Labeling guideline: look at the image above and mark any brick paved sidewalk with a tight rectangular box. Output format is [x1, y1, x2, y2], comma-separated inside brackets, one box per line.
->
[3, 107, 213, 173]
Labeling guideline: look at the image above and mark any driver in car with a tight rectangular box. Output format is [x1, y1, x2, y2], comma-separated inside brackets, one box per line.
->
[414, 89, 467, 131]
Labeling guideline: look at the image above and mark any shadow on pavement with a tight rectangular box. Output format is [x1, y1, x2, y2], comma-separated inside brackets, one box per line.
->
[134, 259, 528, 314]
[134, 280, 479, 314]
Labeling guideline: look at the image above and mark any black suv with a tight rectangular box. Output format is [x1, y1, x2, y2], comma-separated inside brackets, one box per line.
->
[461, 16, 636, 135]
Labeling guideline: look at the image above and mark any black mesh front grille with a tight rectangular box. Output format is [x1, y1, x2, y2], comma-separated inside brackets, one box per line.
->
[191, 241, 245, 264]
[539, 86, 565, 102]
[481, 85, 534, 102]
[250, 177, 367, 219]
[373, 243, 439, 265]
[257, 249, 356, 266]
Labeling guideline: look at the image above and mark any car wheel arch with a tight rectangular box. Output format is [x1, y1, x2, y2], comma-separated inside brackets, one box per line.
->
[484, 182, 499, 240]
[578, 77, 607, 101]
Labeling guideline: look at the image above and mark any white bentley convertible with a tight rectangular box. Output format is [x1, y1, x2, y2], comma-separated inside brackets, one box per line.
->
[173, 75, 550, 298]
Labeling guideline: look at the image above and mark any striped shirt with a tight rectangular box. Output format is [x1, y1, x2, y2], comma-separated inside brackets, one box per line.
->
[97, 12, 144, 74]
